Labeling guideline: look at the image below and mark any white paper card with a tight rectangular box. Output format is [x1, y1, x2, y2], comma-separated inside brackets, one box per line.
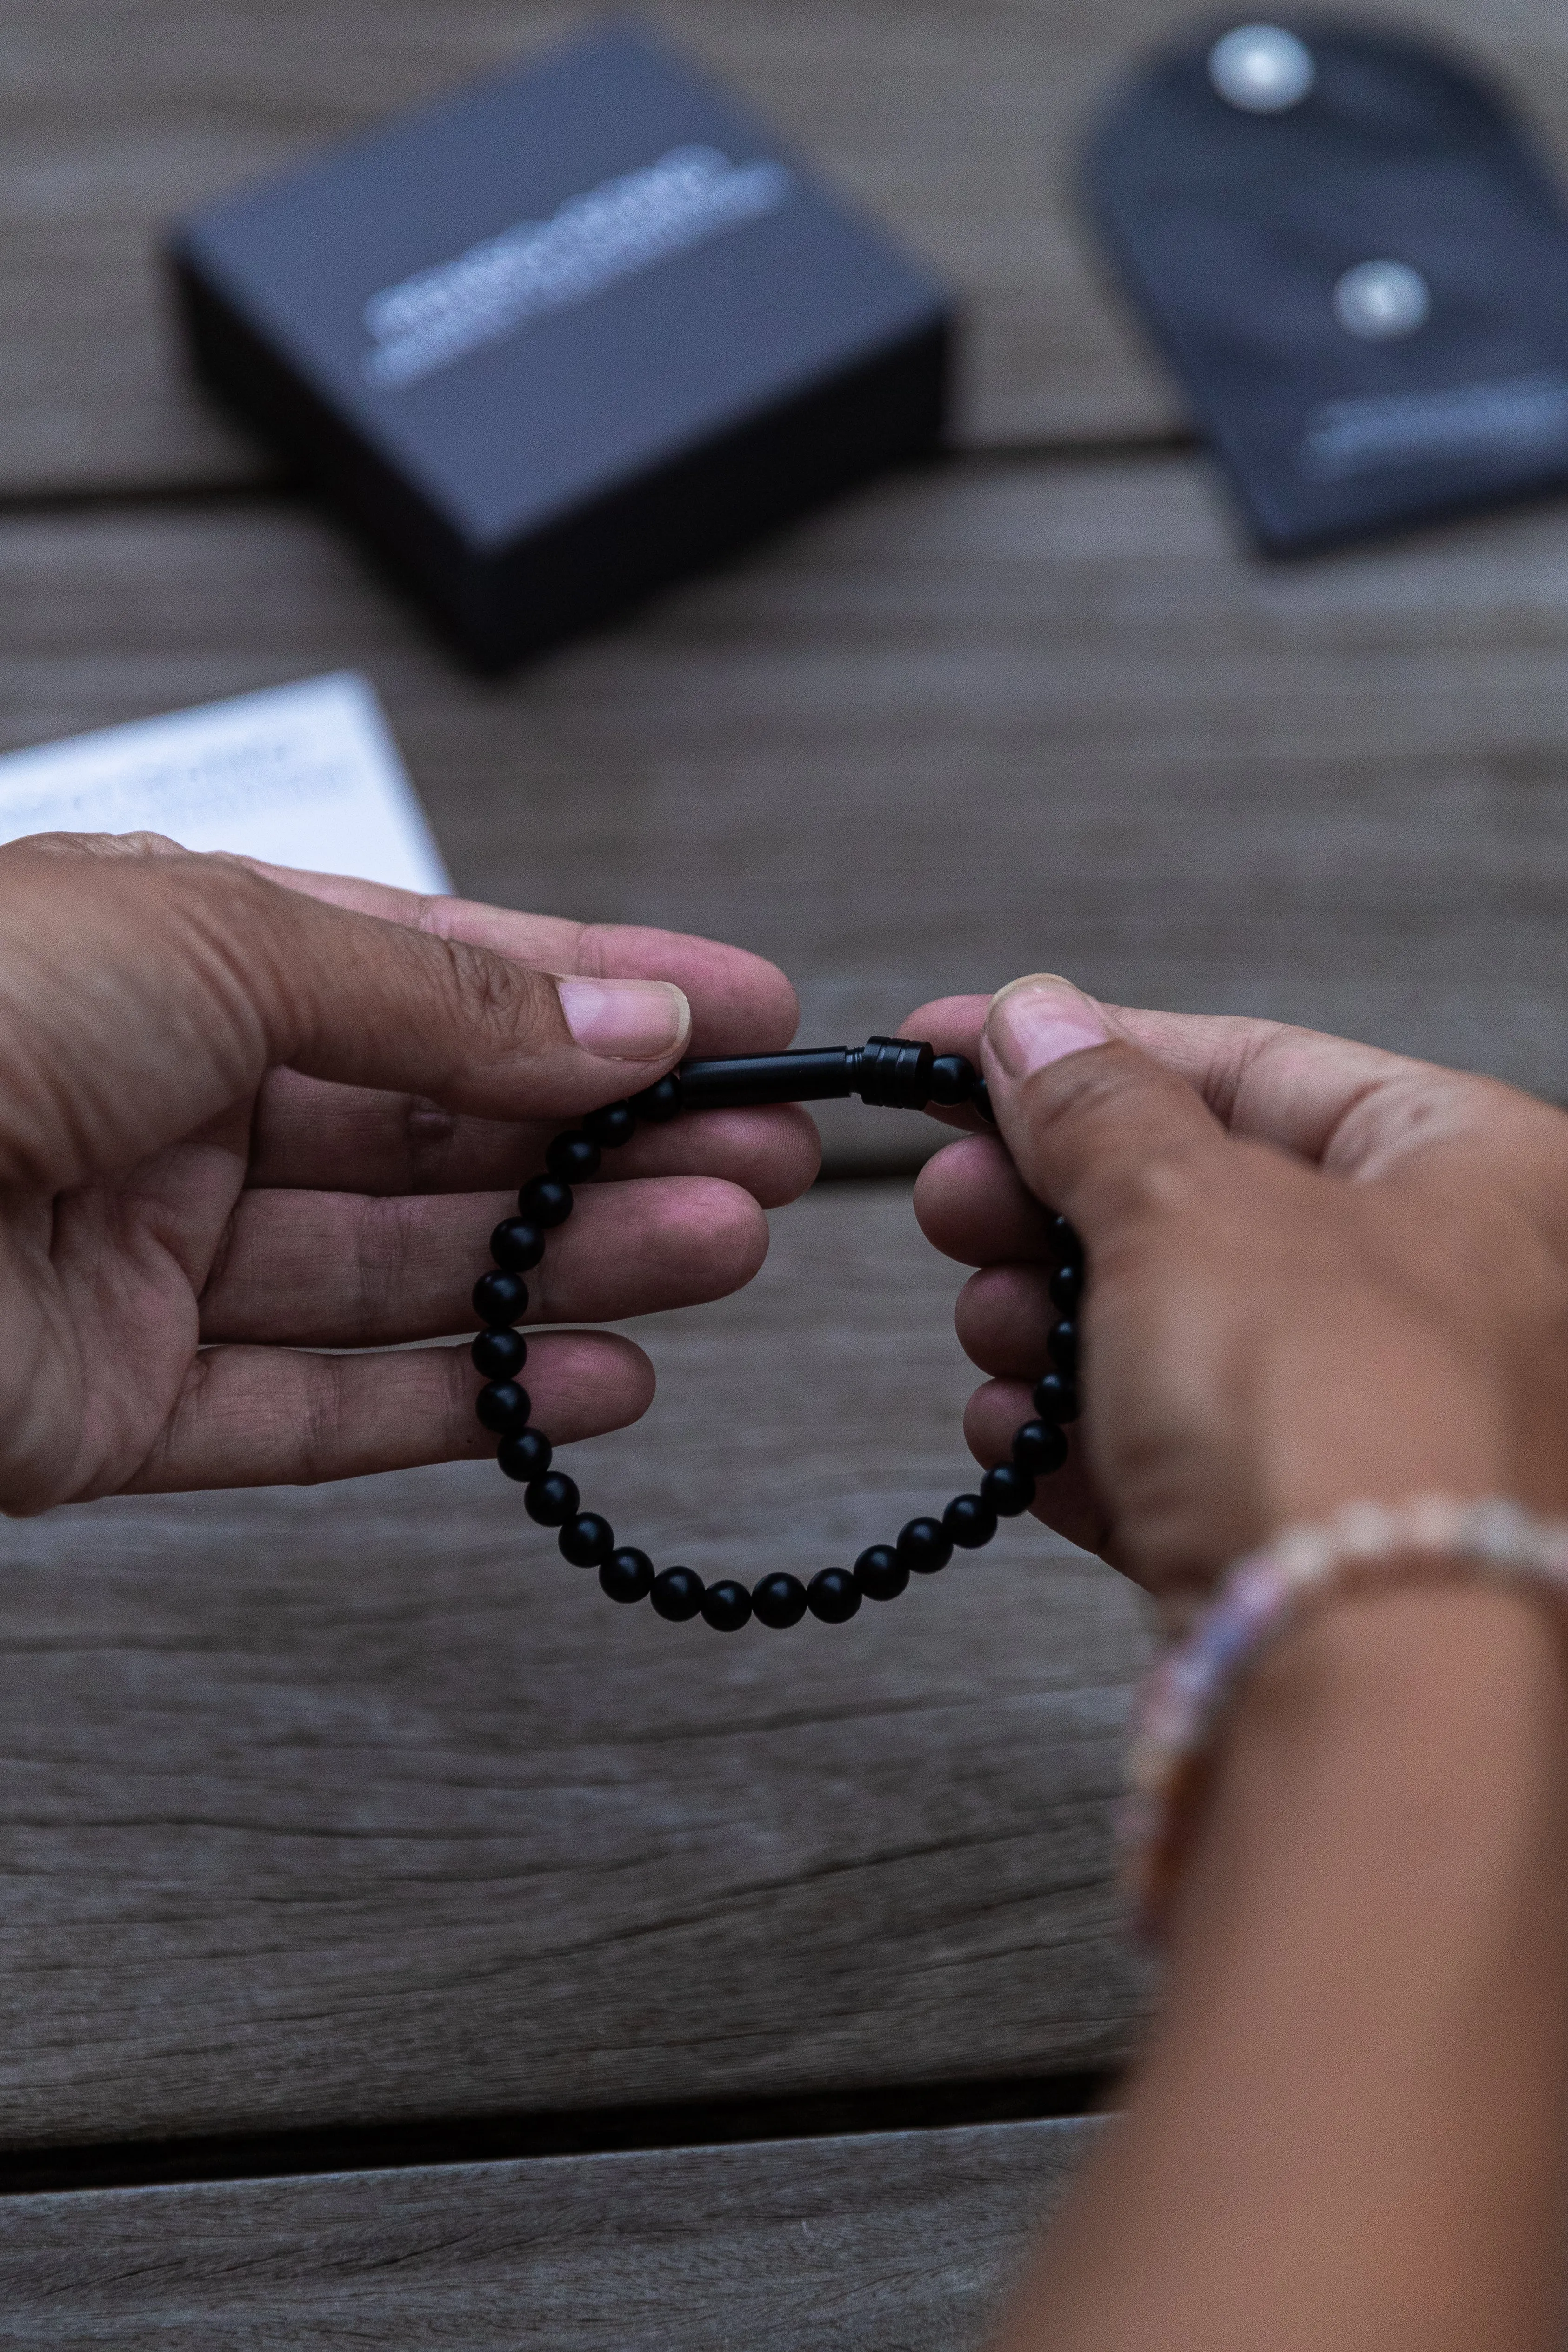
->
[0, 672, 452, 894]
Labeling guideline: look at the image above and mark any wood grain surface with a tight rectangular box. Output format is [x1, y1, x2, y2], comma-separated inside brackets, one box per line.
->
[3, 0, 1567, 490]
[4, 456, 1568, 1144]
[0, 2117, 1103, 2348]
[0, 1181, 1150, 2150]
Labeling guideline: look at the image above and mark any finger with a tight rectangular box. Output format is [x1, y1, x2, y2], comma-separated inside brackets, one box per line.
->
[983, 974, 1230, 1244]
[244, 861, 799, 1056]
[961, 1378, 1110, 1557]
[247, 1074, 821, 1203]
[954, 1264, 1057, 1377]
[901, 982, 1505, 1183]
[118, 1330, 652, 1494]
[200, 1176, 771, 1346]
[0, 842, 699, 1187]
[914, 1134, 1057, 1266]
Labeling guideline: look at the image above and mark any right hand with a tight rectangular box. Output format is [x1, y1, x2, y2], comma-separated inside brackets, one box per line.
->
[905, 976, 1568, 1605]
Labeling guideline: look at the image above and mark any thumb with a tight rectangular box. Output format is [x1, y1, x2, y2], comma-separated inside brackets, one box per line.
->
[982, 974, 1228, 1243]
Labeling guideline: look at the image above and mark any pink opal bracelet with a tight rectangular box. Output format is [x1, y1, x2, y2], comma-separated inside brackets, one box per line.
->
[1123, 1495, 1568, 1939]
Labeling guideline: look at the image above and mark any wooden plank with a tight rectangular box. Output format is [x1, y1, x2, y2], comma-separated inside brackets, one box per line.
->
[3, 0, 1567, 489]
[0, 2118, 1103, 2348]
[0, 1182, 1150, 2150]
[3, 460, 1568, 1123]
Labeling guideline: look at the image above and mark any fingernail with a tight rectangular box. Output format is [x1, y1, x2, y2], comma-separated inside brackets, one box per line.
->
[986, 974, 1108, 1080]
[558, 978, 691, 1060]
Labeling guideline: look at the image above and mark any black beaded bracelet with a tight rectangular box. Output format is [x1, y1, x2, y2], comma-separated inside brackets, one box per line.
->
[469, 1036, 1082, 1632]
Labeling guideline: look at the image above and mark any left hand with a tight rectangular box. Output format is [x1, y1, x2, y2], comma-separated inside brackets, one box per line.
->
[0, 835, 817, 1511]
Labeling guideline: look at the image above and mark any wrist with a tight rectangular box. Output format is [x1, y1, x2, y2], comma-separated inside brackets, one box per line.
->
[1176, 1579, 1568, 1953]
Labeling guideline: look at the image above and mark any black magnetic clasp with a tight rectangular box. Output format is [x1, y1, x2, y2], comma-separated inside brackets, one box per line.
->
[854, 1035, 934, 1109]
[676, 1048, 856, 1111]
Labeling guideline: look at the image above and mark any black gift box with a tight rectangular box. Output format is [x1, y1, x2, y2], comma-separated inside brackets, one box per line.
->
[168, 24, 953, 666]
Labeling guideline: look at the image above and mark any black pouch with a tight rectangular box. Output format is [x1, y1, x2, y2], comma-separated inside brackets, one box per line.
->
[1083, 18, 1568, 550]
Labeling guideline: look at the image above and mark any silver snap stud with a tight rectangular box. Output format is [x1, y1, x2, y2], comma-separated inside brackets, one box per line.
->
[1207, 24, 1316, 113]
[1332, 258, 1431, 339]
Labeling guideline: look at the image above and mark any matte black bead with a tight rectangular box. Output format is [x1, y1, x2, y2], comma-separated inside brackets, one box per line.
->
[1013, 1418, 1068, 1476]
[475, 1380, 531, 1436]
[1033, 1371, 1081, 1425]
[1050, 1213, 1084, 1268]
[560, 1512, 614, 1568]
[600, 1547, 654, 1604]
[490, 1217, 545, 1273]
[498, 1428, 553, 1482]
[897, 1516, 954, 1575]
[471, 1328, 527, 1380]
[519, 1176, 573, 1227]
[854, 1544, 909, 1602]
[807, 1567, 861, 1623]
[524, 1472, 579, 1527]
[751, 1572, 808, 1629]
[970, 1075, 996, 1124]
[629, 1074, 682, 1123]
[582, 1101, 636, 1149]
[547, 1131, 601, 1185]
[651, 1566, 705, 1621]
[981, 1463, 1036, 1517]
[1048, 1319, 1079, 1375]
[701, 1578, 753, 1632]
[1048, 1261, 1083, 1315]
[472, 1269, 528, 1328]
[927, 1053, 975, 1108]
[943, 1493, 999, 1549]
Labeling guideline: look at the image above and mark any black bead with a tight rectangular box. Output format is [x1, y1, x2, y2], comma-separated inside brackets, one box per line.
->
[1013, 1418, 1068, 1476]
[547, 1131, 601, 1185]
[651, 1566, 705, 1621]
[807, 1567, 861, 1623]
[471, 1328, 527, 1380]
[981, 1463, 1036, 1517]
[475, 1380, 532, 1436]
[1033, 1371, 1081, 1425]
[629, 1074, 682, 1123]
[752, 1572, 808, 1629]
[854, 1544, 909, 1602]
[927, 1053, 974, 1107]
[519, 1176, 573, 1228]
[600, 1547, 655, 1604]
[560, 1512, 614, 1567]
[701, 1579, 754, 1632]
[897, 1516, 954, 1575]
[1050, 1213, 1084, 1268]
[1048, 1261, 1083, 1315]
[1048, 1319, 1079, 1375]
[524, 1472, 579, 1527]
[943, 1493, 998, 1549]
[970, 1075, 996, 1124]
[490, 1217, 545, 1273]
[582, 1101, 636, 1149]
[498, 1428, 552, 1482]
[472, 1269, 528, 1328]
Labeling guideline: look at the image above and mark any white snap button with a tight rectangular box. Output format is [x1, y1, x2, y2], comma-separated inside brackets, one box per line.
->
[1207, 24, 1316, 113]
[1332, 258, 1431, 339]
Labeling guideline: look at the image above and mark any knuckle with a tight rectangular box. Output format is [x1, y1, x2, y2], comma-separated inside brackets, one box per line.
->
[439, 938, 556, 1052]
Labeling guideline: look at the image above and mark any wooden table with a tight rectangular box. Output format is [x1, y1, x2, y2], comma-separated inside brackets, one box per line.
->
[4, 2, 1568, 2339]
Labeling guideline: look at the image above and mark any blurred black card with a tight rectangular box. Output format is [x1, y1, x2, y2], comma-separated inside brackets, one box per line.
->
[169, 23, 951, 667]
[1083, 19, 1568, 551]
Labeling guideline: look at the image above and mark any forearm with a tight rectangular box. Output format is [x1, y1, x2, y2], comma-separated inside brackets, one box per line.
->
[1000, 1584, 1568, 2352]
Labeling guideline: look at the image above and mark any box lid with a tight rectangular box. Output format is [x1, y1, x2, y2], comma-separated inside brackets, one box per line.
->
[174, 22, 950, 551]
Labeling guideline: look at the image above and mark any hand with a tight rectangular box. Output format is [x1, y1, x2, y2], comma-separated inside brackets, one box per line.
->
[902, 978, 1568, 1600]
[0, 834, 818, 1513]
